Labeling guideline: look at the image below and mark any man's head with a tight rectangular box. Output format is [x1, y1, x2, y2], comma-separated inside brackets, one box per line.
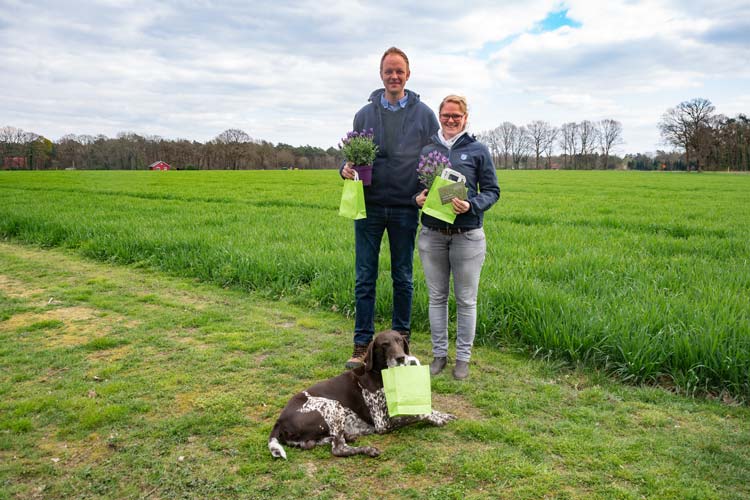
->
[380, 47, 410, 102]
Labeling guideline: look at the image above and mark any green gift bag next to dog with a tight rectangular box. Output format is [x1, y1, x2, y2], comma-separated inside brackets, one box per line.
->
[338, 171, 366, 220]
[382, 365, 432, 417]
[422, 168, 467, 224]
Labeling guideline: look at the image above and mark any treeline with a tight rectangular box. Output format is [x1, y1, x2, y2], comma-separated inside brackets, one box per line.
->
[2, 97, 748, 171]
[477, 119, 625, 170]
[658, 98, 750, 171]
[0, 127, 344, 170]
[625, 150, 692, 171]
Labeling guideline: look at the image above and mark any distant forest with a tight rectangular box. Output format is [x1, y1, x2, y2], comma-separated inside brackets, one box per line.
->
[2, 98, 748, 172]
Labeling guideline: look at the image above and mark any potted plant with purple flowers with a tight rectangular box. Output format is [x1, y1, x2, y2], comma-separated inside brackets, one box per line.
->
[339, 129, 378, 186]
[417, 150, 452, 190]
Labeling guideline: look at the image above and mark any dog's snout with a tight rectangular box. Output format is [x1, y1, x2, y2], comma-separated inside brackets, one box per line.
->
[395, 355, 406, 365]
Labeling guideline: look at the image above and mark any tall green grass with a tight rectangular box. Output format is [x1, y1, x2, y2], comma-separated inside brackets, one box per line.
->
[1, 170, 749, 399]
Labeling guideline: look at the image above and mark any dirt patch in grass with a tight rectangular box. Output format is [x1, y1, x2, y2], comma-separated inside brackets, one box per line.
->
[2, 306, 138, 347]
[37, 432, 112, 468]
[173, 391, 203, 415]
[433, 392, 486, 420]
[0, 274, 46, 299]
[86, 344, 132, 362]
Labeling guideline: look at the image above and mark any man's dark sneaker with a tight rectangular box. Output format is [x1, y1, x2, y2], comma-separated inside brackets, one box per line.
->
[397, 330, 411, 346]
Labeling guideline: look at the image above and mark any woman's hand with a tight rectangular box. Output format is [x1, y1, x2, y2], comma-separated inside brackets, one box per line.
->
[341, 162, 355, 179]
[451, 197, 470, 214]
[416, 189, 428, 208]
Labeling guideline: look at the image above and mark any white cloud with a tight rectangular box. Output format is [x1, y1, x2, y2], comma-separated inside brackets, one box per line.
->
[0, 0, 748, 153]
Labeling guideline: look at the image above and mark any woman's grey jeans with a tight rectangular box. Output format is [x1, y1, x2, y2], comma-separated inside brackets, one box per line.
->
[417, 226, 486, 362]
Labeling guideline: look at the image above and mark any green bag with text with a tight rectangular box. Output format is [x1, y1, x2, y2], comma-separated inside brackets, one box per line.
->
[382, 364, 432, 417]
[338, 172, 367, 220]
[422, 168, 466, 224]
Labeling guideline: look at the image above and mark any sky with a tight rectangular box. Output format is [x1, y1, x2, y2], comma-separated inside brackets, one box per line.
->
[2, 0, 749, 155]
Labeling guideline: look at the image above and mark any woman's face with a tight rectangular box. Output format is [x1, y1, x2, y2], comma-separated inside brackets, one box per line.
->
[439, 102, 467, 140]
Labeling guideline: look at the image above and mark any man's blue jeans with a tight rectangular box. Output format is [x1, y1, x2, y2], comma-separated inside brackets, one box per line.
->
[353, 204, 419, 346]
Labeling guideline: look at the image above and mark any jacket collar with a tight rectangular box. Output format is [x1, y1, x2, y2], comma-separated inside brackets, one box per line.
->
[431, 131, 475, 149]
[368, 88, 420, 107]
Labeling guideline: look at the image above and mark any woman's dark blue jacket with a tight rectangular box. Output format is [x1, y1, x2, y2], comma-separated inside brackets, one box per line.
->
[420, 133, 500, 230]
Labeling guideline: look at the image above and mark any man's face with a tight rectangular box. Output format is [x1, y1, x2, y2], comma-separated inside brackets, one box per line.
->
[380, 54, 410, 99]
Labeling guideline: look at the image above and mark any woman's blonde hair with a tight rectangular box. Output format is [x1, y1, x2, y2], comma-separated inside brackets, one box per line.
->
[439, 94, 468, 115]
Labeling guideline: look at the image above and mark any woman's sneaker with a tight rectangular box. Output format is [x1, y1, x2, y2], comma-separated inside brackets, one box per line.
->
[430, 357, 447, 376]
[453, 360, 470, 380]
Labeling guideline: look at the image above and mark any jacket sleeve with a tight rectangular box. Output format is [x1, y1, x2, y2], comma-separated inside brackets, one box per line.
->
[468, 144, 500, 215]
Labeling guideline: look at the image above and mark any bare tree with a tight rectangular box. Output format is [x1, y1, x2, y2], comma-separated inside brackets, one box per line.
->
[577, 120, 598, 168]
[527, 120, 556, 169]
[544, 125, 558, 168]
[213, 128, 253, 169]
[56, 134, 84, 168]
[477, 129, 500, 167]
[559, 122, 578, 169]
[659, 98, 715, 170]
[0, 126, 41, 169]
[509, 125, 531, 169]
[598, 119, 623, 169]
[495, 122, 516, 169]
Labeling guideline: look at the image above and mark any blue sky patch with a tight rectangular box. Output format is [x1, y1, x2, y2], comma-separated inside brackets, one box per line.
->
[477, 34, 520, 59]
[476, 8, 581, 59]
[536, 9, 582, 32]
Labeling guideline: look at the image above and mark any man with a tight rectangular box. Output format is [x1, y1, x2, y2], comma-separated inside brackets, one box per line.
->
[341, 47, 439, 368]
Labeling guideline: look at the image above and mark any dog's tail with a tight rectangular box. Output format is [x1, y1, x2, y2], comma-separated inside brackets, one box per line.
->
[268, 422, 287, 459]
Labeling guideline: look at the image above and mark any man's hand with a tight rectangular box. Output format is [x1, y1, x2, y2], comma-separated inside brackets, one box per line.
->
[341, 162, 355, 179]
[416, 189, 428, 208]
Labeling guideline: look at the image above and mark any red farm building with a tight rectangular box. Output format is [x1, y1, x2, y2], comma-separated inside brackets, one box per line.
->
[3, 156, 27, 170]
[148, 161, 171, 171]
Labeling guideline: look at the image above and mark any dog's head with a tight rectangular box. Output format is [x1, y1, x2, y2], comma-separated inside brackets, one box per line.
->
[364, 330, 417, 372]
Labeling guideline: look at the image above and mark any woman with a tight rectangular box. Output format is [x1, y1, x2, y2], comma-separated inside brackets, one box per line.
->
[416, 95, 500, 380]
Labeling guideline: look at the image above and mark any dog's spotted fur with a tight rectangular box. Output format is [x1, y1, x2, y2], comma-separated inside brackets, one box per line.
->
[268, 330, 456, 458]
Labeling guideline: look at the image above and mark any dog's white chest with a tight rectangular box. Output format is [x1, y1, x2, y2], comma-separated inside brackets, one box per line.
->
[300, 392, 375, 438]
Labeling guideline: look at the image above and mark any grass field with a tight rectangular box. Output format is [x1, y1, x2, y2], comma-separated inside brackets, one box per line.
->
[1, 242, 749, 499]
[0, 169, 749, 402]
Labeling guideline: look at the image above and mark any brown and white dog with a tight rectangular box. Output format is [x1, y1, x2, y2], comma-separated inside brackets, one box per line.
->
[268, 330, 455, 458]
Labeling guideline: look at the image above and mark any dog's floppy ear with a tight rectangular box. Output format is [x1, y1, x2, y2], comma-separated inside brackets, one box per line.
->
[364, 340, 375, 371]
[402, 335, 410, 355]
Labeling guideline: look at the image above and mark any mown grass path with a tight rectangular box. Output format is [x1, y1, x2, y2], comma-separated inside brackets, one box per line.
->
[1, 242, 749, 499]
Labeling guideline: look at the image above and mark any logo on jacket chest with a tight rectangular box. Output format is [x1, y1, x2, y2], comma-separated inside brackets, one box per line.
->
[460, 153, 468, 161]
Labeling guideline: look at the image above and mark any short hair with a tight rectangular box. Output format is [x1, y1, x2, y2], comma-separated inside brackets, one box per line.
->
[380, 47, 410, 71]
[439, 94, 469, 115]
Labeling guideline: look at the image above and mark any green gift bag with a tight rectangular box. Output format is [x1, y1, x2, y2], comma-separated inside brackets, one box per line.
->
[382, 365, 432, 417]
[338, 172, 367, 220]
[422, 168, 466, 224]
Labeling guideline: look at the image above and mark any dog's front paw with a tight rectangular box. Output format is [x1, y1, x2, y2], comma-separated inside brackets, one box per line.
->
[428, 411, 456, 426]
[365, 446, 381, 457]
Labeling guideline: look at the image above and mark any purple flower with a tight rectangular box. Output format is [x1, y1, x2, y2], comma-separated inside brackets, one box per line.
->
[339, 129, 378, 165]
[416, 150, 452, 188]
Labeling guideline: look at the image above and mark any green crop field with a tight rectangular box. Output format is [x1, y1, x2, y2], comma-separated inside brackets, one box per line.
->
[1, 170, 749, 400]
